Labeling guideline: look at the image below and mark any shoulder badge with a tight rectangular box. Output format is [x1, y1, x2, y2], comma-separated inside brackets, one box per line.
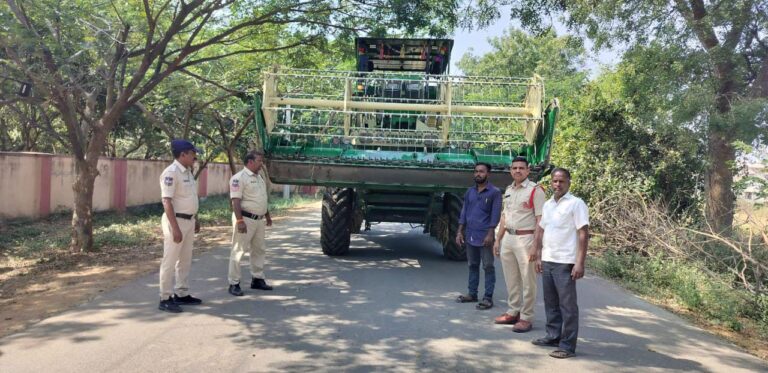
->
[163, 176, 173, 186]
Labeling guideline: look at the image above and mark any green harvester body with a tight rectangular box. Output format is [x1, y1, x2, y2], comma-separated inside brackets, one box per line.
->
[256, 37, 558, 259]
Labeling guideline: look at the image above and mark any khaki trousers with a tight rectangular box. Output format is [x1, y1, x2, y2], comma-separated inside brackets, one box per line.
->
[500, 233, 537, 322]
[159, 214, 195, 299]
[228, 214, 266, 285]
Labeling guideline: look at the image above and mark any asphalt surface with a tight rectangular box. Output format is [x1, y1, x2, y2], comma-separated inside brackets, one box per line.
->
[0, 204, 766, 372]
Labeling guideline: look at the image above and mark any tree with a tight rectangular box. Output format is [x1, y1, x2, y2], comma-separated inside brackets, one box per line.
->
[480, 0, 768, 231]
[0, 0, 461, 251]
[457, 28, 587, 101]
[0, 101, 61, 152]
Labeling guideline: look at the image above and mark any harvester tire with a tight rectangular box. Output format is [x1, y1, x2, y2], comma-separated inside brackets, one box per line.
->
[442, 193, 466, 261]
[321, 188, 353, 256]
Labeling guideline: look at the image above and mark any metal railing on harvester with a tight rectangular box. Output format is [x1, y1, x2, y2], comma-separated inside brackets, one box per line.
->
[259, 68, 552, 171]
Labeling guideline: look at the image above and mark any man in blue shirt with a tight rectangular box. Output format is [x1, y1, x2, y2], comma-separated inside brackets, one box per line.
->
[455, 162, 503, 310]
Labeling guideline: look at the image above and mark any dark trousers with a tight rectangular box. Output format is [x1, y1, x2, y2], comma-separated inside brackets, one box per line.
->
[466, 244, 495, 299]
[542, 261, 579, 352]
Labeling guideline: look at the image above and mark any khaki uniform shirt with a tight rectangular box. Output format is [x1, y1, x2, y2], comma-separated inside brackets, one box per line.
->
[230, 168, 268, 215]
[503, 179, 545, 231]
[159, 160, 199, 215]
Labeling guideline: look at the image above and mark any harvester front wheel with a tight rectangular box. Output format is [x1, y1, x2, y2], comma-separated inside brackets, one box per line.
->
[321, 188, 353, 256]
[442, 193, 466, 261]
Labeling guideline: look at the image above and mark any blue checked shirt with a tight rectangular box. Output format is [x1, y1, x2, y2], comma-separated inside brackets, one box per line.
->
[458, 183, 502, 246]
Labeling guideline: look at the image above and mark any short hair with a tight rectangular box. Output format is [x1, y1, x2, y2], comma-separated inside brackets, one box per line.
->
[475, 162, 492, 172]
[511, 156, 529, 166]
[244, 150, 265, 163]
[551, 167, 571, 180]
[173, 149, 193, 159]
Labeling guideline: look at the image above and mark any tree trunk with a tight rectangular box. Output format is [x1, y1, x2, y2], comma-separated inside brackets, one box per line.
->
[70, 158, 99, 252]
[704, 129, 735, 232]
[226, 145, 237, 174]
[705, 66, 737, 233]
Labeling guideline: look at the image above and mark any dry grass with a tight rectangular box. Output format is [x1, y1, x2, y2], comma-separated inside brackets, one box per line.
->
[590, 193, 768, 360]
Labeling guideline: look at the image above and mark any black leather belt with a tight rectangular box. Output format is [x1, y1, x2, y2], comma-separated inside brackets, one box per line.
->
[175, 213, 195, 220]
[241, 210, 263, 220]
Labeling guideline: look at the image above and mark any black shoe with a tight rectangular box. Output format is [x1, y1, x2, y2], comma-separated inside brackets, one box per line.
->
[531, 337, 560, 347]
[475, 297, 493, 310]
[229, 283, 244, 296]
[159, 297, 182, 313]
[173, 294, 202, 305]
[251, 278, 273, 291]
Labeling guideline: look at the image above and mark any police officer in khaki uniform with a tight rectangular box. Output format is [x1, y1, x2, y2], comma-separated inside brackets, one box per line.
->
[227, 151, 273, 296]
[158, 140, 203, 313]
[492, 156, 546, 332]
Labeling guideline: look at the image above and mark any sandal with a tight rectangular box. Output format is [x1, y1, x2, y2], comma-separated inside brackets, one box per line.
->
[456, 294, 478, 303]
[549, 349, 575, 359]
[475, 298, 493, 310]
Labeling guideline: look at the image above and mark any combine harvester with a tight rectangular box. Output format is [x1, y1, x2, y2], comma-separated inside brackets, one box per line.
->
[255, 37, 558, 260]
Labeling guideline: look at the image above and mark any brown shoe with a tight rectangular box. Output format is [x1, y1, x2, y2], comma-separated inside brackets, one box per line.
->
[494, 313, 519, 325]
[512, 319, 533, 333]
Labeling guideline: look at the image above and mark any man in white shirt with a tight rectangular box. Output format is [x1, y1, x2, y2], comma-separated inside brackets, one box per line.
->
[227, 151, 273, 296]
[532, 168, 589, 359]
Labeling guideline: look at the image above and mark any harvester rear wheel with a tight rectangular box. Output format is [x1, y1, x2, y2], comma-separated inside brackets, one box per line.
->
[442, 193, 466, 261]
[321, 188, 353, 256]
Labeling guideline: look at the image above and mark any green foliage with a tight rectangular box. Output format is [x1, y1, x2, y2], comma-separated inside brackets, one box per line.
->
[553, 69, 703, 213]
[457, 28, 586, 101]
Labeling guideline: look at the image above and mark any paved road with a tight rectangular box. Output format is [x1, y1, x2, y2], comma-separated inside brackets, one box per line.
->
[1, 204, 766, 372]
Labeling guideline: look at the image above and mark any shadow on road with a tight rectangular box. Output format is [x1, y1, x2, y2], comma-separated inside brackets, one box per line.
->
[0, 207, 764, 372]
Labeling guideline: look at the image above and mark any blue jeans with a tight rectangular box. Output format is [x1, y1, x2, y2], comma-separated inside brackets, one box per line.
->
[466, 244, 495, 299]
[542, 261, 579, 353]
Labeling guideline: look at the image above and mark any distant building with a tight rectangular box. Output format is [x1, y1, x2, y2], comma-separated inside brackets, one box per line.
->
[739, 163, 767, 203]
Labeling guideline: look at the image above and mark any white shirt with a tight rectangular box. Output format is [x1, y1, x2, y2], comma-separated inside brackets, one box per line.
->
[159, 160, 199, 215]
[538, 192, 589, 264]
[229, 168, 268, 216]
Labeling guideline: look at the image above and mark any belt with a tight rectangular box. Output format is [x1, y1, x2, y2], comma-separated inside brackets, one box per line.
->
[175, 213, 195, 220]
[241, 210, 263, 220]
[506, 228, 534, 235]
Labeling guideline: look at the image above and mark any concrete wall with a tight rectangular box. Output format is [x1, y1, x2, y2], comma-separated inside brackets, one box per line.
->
[0, 152, 291, 220]
[0, 153, 45, 218]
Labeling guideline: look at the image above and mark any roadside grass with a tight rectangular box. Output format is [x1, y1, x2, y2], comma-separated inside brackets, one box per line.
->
[0, 194, 319, 264]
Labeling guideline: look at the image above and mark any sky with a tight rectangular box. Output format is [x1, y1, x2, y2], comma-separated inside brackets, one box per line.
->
[449, 7, 620, 78]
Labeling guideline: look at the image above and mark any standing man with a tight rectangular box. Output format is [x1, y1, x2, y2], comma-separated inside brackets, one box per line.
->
[158, 139, 203, 313]
[493, 156, 545, 332]
[455, 162, 502, 310]
[227, 151, 273, 296]
[532, 168, 589, 359]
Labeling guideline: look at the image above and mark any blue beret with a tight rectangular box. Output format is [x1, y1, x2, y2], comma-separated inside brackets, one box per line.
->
[171, 139, 201, 153]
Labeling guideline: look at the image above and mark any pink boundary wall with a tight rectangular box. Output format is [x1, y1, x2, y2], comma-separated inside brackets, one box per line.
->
[0, 152, 245, 219]
[39, 155, 53, 217]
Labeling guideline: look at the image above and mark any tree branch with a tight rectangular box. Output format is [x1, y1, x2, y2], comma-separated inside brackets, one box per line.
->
[177, 68, 244, 95]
